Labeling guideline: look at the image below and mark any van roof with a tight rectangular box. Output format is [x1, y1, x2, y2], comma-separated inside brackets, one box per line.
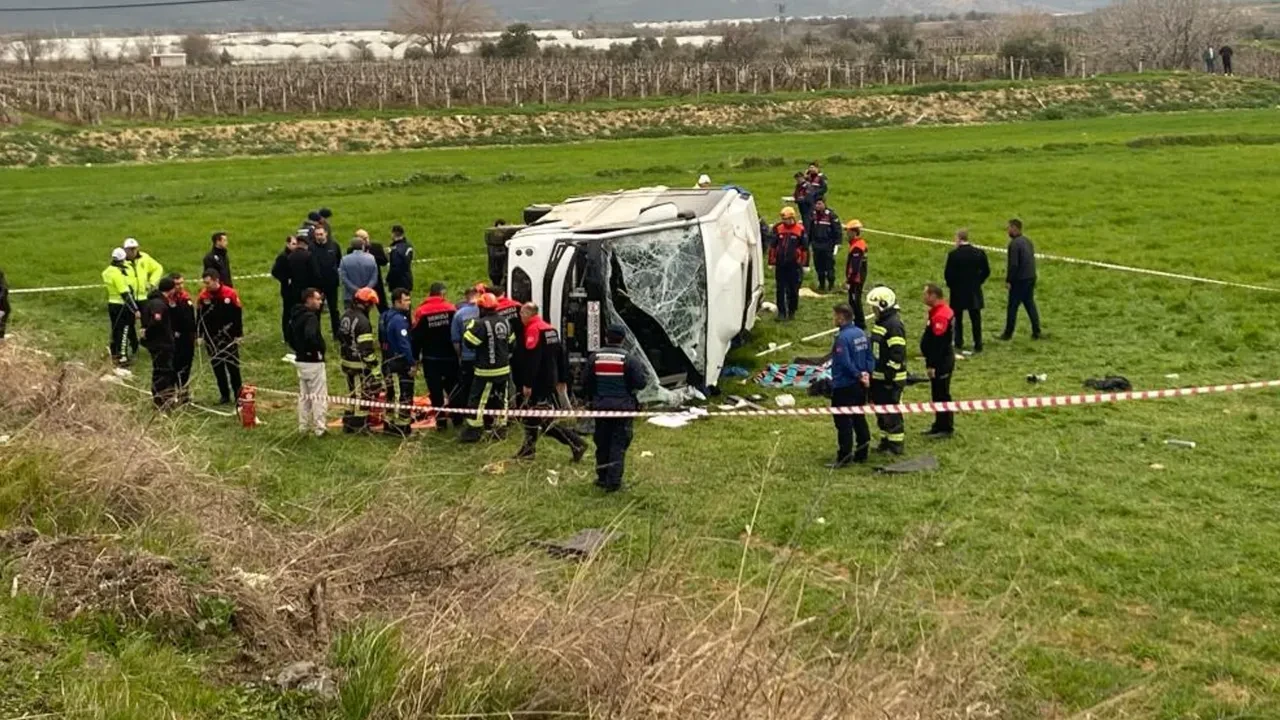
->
[531, 187, 730, 233]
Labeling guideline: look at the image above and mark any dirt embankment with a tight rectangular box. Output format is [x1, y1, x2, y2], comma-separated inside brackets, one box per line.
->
[1, 75, 1276, 168]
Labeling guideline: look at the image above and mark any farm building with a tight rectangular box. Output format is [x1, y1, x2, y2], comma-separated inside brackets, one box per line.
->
[149, 52, 187, 68]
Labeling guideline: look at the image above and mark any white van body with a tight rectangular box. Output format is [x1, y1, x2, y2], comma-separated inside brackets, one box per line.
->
[504, 186, 764, 400]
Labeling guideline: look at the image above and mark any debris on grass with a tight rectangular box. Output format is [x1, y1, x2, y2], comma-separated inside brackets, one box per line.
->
[1164, 439, 1197, 449]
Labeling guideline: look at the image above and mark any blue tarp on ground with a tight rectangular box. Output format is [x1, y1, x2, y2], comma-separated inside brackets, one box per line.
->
[753, 362, 831, 389]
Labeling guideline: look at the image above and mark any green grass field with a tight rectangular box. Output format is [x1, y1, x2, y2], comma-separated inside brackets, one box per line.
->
[3, 107, 1280, 718]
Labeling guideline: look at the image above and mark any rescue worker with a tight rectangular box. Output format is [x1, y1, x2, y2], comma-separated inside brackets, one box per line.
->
[490, 285, 524, 390]
[308, 225, 342, 339]
[805, 161, 828, 204]
[203, 231, 233, 287]
[944, 228, 990, 353]
[338, 287, 383, 433]
[516, 302, 585, 462]
[168, 273, 196, 404]
[123, 238, 163, 298]
[412, 282, 458, 431]
[386, 225, 414, 294]
[0, 267, 9, 340]
[828, 303, 875, 468]
[451, 287, 480, 414]
[867, 286, 907, 455]
[583, 324, 646, 493]
[102, 247, 140, 366]
[791, 172, 812, 226]
[459, 293, 514, 444]
[808, 199, 842, 293]
[290, 288, 329, 437]
[920, 284, 956, 438]
[141, 276, 179, 409]
[379, 288, 416, 437]
[340, 238, 379, 308]
[271, 236, 299, 346]
[196, 269, 244, 406]
[844, 220, 868, 330]
[768, 207, 808, 322]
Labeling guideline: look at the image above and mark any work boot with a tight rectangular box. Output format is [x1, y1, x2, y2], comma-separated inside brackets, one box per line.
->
[874, 438, 894, 453]
[515, 445, 536, 461]
[571, 444, 586, 464]
[885, 442, 905, 456]
[922, 427, 954, 439]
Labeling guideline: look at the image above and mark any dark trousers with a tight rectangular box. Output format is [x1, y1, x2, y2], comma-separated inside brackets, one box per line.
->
[148, 347, 178, 409]
[519, 398, 584, 458]
[847, 284, 866, 330]
[593, 418, 634, 491]
[776, 266, 802, 320]
[280, 298, 295, 346]
[174, 344, 195, 401]
[1223, 57, 1232, 75]
[929, 373, 954, 432]
[322, 285, 341, 339]
[423, 357, 459, 428]
[452, 361, 475, 421]
[832, 385, 871, 462]
[459, 374, 509, 443]
[813, 246, 836, 290]
[207, 341, 242, 402]
[342, 367, 381, 431]
[107, 304, 137, 364]
[871, 381, 905, 447]
[1004, 279, 1041, 338]
[384, 365, 415, 433]
[0, 303, 9, 338]
[953, 308, 983, 350]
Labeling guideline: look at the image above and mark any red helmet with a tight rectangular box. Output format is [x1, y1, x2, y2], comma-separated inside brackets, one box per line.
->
[354, 288, 379, 306]
[476, 293, 499, 310]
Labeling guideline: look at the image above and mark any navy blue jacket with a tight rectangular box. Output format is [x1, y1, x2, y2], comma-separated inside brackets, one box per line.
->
[831, 323, 875, 389]
[386, 238, 414, 293]
[583, 345, 647, 411]
[379, 308, 414, 369]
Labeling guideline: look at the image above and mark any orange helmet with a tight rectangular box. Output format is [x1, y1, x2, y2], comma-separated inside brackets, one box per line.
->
[476, 293, 499, 310]
[354, 288, 379, 306]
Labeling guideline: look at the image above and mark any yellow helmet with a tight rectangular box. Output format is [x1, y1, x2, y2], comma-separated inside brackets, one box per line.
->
[779, 207, 797, 220]
[844, 219, 863, 231]
[866, 286, 897, 313]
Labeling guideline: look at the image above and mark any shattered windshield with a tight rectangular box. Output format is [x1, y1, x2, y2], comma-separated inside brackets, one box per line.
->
[608, 225, 709, 376]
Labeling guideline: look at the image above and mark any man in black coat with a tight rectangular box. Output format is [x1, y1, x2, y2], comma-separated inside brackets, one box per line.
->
[271, 237, 297, 346]
[943, 229, 991, 353]
[1001, 219, 1041, 341]
[308, 225, 342, 339]
[202, 231, 233, 287]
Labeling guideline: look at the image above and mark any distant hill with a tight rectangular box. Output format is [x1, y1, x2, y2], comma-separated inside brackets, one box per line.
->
[0, 0, 1101, 33]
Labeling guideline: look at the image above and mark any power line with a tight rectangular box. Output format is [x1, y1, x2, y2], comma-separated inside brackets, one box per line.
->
[0, 0, 246, 12]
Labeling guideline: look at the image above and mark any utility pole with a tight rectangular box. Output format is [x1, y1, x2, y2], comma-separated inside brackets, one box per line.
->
[777, 3, 786, 44]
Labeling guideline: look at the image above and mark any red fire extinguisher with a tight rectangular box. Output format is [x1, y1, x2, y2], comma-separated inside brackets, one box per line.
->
[239, 385, 257, 428]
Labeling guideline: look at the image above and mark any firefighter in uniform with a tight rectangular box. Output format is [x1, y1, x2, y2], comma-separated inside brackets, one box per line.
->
[769, 207, 808, 321]
[102, 248, 140, 366]
[921, 284, 956, 437]
[338, 288, 383, 433]
[412, 282, 458, 431]
[516, 302, 586, 462]
[141, 276, 179, 409]
[169, 273, 196, 404]
[583, 324, 647, 492]
[867, 286, 908, 455]
[196, 269, 244, 406]
[809, 200, 842, 293]
[844, 220, 868, 329]
[380, 288, 417, 437]
[460, 293, 514, 443]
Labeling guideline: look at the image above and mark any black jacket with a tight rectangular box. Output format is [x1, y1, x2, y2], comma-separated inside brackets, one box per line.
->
[463, 312, 514, 378]
[386, 239, 414, 293]
[1006, 235, 1037, 283]
[271, 247, 291, 299]
[944, 243, 991, 311]
[141, 291, 175, 352]
[583, 346, 647, 411]
[808, 208, 841, 249]
[339, 306, 378, 373]
[290, 304, 326, 363]
[0, 269, 9, 315]
[203, 247, 232, 287]
[196, 286, 244, 344]
[170, 292, 197, 354]
[519, 317, 569, 401]
[308, 238, 341, 289]
[369, 242, 389, 295]
[411, 297, 457, 363]
[286, 247, 319, 305]
[920, 304, 956, 375]
[870, 308, 907, 385]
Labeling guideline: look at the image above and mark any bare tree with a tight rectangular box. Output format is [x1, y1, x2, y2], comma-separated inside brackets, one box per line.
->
[392, 0, 492, 59]
[181, 33, 219, 66]
[15, 32, 50, 68]
[1090, 0, 1238, 70]
[85, 36, 107, 68]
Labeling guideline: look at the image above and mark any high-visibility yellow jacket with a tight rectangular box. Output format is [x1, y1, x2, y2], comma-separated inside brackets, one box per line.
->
[127, 252, 164, 296]
[103, 263, 138, 310]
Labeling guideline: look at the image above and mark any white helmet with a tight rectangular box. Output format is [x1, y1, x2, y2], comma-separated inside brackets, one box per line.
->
[866, 286, 898, 313]
[123, 237, 140, 250]
[111, 248, 127, 262]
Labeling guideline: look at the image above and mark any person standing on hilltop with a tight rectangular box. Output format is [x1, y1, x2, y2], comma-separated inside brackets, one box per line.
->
[1203, 45, 1216, 73]
[1220, 45, 1234, 76]
[0, 267, 10, 341]
[1000, 219, 1041, 341]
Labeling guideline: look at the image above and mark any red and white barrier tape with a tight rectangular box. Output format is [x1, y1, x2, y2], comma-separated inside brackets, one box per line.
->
[863, 228, 1280, 294]
[9, 254, 489, 295]
[252, 378, 1280, 420]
